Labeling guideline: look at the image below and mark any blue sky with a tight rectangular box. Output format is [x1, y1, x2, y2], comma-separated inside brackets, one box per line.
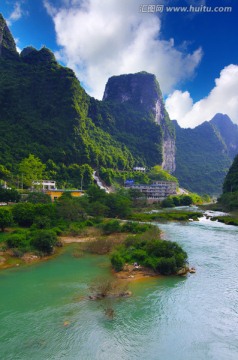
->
[1, 0, 237, 127]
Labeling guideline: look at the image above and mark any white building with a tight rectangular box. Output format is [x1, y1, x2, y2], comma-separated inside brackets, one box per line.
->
[133, 167, 146, 172]
[32, 180, 56, 190]
[125, 181, 177, 201]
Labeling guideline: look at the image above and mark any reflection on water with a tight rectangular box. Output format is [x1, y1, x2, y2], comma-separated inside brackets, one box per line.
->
[1, 220, 238, 360]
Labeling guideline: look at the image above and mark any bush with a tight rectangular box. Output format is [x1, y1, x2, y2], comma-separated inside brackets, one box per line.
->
[110, 252, 125, 272]
[12, 203, 35, 227]
[121, 222, 152, 234]
[6, 234, 27, 249]
[101, 220, 121, 234]
[0, 208, 13, 231]
[110, 227, 187, 275]
[26, 192, 52, 204]
[68, 222, 86, 236]
[156, 257, 177, 275]
[31, 230, 57, 255]
[32, 216, 51, 229]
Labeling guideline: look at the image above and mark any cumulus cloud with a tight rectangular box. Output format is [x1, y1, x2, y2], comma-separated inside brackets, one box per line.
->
[7, 2, 23, 26]
[165, 64, 238, 128]
[44, 0, 202, 99]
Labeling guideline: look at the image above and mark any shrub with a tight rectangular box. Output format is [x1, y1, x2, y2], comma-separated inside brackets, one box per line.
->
[31, 230, 57, 255]
[101, 220, 121, 234]
[0, 208, 13, 231]
[26, 192, 52, 204]
[110, 227, 187, 275]
[6, 234, 27, 249]
[110, 251, 125, 272]
[68, 222, 86, 236]
[12, 203, 35, 227]
[156, 257, 177, 275]
[121, 222, 151, 234]
[32, 216, 51, 229]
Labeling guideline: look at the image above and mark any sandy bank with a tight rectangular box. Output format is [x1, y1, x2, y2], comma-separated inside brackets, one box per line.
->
[60, 236, 96, 244]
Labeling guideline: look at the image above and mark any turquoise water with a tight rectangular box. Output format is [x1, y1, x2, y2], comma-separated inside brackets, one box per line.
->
[1, 216, 238, 360]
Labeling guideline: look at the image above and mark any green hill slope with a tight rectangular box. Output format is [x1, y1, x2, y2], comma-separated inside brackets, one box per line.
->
[0, 14, 175, 187]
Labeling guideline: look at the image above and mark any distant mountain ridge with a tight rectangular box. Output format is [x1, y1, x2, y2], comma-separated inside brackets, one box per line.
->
[174, 113, 238, 195]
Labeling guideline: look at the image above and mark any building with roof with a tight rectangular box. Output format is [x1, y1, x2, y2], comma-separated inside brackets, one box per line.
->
[125, 180, 177, 202]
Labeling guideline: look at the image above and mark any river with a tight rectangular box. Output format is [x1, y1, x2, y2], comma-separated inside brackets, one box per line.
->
[1, 215, 238, 360]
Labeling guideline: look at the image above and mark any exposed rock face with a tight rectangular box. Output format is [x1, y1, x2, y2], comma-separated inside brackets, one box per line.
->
[103, 72, 176, 172]
[154, 98, 176, 173]
[0, 13, 18, 58]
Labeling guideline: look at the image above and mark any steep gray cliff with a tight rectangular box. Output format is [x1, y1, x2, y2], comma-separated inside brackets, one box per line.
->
[103, 72, 176, 172]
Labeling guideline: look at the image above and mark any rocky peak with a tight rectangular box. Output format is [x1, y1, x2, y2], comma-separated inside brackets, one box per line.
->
[210, 113, 238, 158]
[21, 46, 56, 65]
[0, 13, 18, 59]
[103, 72, 176, 173]
[103, 72, 161, 109]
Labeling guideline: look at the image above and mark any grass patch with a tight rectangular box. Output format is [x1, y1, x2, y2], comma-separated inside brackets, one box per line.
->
[211, 216, 238, 226]
[129, 211, 202, 222]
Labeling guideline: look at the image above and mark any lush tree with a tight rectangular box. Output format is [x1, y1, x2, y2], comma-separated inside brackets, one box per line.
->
[87, 201, 109, 217]
[18, 154, 46, 188]
[148, 165, 178, 182]
[111, 229, 187, 275]
[56, 194, 87, 222]
[128, 188, 146, 207]
[67, 163, 93, 189]
[105, 193, 132, 218]
[26, 192, 52, 204]
[11, 202, 35, 227]
[0, 208, 13, 231]
[180, 195, 193, 206]
[0, 188, 20, 202]
[0, 164, 11, 181]
[223, 154, 238, 193]
[110, 251, 125, 272]
[86, 185, 107, 203]
[31, 230, 57, 254]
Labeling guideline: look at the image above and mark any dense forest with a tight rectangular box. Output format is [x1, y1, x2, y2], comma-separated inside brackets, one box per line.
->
[0, 13, 175, 190]
[174, 114, 238, 195]
[218, 154, 238, 210]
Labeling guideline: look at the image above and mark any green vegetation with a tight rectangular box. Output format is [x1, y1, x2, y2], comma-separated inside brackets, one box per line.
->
[0, 208, 13, 231]
[174, 121, 232, 195]
[161, 193, 210, 208]
[110, 227, 187, 275]
[130, 211, 202, 222]
[0, 184, 194, 266]
[218, 154, 238, 210]
[0, 187, 20, 202]
[0, 22, 175, 190]
[223, 154, 238, 193]
[99, 165, 178, 188]
[18, 154, 46, 187]
[211, 216, 238, 226]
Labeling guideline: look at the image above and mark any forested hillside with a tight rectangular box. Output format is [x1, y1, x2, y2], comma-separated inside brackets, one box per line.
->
[174, 114, 238, 195]
[218, 154, 238, 210]
[0, 14, 175, 189]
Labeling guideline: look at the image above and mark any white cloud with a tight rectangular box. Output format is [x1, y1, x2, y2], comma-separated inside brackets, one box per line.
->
[165, 64, 238, 128]
[44, 0, 202, 99]
[7, 2, 23, 26]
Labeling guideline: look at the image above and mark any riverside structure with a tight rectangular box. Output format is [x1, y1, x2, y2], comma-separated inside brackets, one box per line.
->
[125, 180, 177, 202]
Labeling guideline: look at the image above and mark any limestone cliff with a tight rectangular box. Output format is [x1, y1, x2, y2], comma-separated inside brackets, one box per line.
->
[103, 72, 176, 172]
